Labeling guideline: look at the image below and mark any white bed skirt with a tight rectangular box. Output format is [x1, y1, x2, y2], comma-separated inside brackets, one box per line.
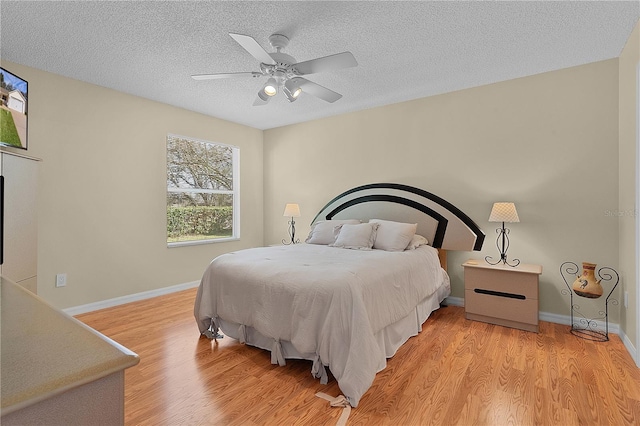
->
[216, 274, 450, 378]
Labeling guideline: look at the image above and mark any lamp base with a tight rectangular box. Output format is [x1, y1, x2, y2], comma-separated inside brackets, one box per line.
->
[485, 223, 520, 267]
[485, 254, 520, 267]
[282, 218, 300, 245]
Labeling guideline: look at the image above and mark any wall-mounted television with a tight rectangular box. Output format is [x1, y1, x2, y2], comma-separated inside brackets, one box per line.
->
[0, 67, 28, 150]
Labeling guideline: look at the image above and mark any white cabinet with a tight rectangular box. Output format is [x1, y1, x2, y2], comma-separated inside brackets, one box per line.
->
[0, 150, 38, 293]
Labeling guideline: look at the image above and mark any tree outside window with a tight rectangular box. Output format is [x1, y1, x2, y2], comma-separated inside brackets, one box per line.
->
[167, 134, 239, 245]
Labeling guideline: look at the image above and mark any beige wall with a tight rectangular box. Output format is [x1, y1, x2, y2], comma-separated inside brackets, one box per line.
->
[2, 51, 629, 328]
[619, 20, 639, 353]
[2, 61, 264, 310]
[264, 59, 620, 318]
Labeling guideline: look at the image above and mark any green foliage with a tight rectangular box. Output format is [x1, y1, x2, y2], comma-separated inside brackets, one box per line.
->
[167, 205, 233, 240]
[0, 109, 22, 147]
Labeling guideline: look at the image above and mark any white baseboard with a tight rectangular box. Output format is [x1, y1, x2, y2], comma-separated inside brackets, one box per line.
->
[619, 328, 639, 365]
[444, 296, 464, 307]
[63, 280, 200, 316]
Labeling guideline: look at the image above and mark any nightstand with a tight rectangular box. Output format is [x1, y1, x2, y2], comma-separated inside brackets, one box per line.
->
[462, 260, 543, 332]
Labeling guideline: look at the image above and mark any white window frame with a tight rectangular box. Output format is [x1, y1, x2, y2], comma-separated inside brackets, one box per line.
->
[167, 134, 240, 248]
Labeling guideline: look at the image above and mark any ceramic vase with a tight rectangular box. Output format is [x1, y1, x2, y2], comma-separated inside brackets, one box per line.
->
[572, 262, 603, 299]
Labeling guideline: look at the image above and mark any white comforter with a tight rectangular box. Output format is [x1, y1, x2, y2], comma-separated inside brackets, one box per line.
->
[194, 243, 447, 407]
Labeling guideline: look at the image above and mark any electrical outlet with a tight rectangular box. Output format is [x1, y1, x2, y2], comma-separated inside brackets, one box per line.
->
[56, 273, 67, 288]
[624, 291, 629, 308]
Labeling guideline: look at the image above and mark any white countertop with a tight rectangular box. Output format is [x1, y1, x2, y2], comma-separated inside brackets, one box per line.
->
[1, 277, 139, 415]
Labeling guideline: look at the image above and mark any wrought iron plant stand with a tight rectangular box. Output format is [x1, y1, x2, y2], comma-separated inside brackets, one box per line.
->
[560, 261, 619, 341]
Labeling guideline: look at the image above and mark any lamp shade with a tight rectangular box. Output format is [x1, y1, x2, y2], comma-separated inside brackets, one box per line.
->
[283, 203, 301, 218]
[488, 202, 519, 223]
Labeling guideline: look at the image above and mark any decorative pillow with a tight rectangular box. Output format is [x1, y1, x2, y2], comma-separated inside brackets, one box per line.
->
[305, 219, 361, 245]
[370, 219, 418, 252]
[330, 222, 379, 250]
[405, 234, 429, 250]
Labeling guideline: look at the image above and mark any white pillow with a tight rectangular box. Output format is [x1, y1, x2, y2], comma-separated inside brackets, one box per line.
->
[330, 222, 379, 250]
[305, 219, 361, 245]
[370, 219, 418, 252]
[405, 234, 429, 250]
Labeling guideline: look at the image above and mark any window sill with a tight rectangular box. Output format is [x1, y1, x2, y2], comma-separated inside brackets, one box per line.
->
[167, 237, 240, 248]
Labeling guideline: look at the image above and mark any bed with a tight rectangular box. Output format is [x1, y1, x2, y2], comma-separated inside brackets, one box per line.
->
[194, 183, 484, 407]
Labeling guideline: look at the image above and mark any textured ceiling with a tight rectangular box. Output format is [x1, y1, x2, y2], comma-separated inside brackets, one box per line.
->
[1, 1, 638, 130]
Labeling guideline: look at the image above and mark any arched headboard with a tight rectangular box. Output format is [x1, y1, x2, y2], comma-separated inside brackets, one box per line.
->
[311, 183, 485, 251]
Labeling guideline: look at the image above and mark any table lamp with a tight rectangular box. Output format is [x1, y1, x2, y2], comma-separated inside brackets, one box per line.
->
[485, 202, 520, 267]
[282, 203, 301, 245]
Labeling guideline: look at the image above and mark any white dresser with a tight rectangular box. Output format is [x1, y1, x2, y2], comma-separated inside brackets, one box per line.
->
[1, 149, 39, 293]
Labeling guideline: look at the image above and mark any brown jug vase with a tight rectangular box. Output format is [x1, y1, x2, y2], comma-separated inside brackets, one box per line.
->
[572, 262, 603, 299]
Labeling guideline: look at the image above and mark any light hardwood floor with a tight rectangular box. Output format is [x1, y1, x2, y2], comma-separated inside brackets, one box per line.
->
[76, 288, 640, 425]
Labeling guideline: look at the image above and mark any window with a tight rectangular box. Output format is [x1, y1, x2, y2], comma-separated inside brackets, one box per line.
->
[166, 134, 239, 246]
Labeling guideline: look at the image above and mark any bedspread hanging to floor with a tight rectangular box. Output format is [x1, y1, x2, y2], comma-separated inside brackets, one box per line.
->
[194, 244, 449, 407]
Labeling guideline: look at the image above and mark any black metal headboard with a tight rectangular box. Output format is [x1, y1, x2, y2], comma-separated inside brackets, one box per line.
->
[311, 183, 485, 251]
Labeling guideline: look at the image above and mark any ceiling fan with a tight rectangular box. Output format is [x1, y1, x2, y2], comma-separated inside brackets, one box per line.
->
[192, 33, 358, 106]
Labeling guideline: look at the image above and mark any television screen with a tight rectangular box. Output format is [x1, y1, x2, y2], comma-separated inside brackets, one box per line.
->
[0, 67, 28, 150]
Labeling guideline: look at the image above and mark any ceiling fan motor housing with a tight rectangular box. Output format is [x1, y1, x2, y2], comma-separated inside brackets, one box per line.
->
[260, 52, 301, 92]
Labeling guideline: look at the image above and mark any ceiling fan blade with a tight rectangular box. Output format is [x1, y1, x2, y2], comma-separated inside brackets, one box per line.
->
[192, 72, 262, 80]
[291, 52, 357, 76]
[295, 78, 343, 103]
[229, 33, 276, 65]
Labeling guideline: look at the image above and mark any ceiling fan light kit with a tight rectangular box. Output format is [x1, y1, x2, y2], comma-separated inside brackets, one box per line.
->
[256, 90, 270, 103]
[263, 77, 278, 96]
[193, 32, 358, 106]
[283, 78, 302, 102]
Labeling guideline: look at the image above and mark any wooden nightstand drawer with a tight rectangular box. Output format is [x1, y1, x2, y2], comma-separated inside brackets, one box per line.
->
[464, 267, 538, 299]
[465, 289, 538, 325]
[462, 260, 542, 333]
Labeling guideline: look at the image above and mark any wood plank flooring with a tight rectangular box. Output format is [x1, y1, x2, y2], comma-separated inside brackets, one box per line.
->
[76, 288, 640, 425]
